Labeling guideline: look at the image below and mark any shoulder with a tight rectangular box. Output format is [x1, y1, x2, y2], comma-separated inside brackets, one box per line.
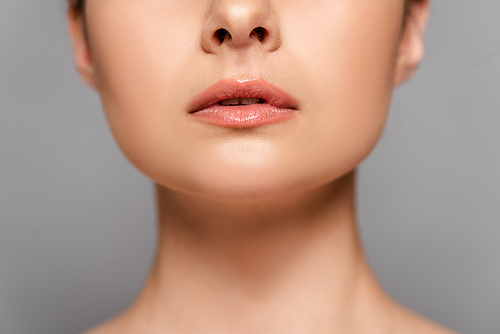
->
[80, 315, 133, 334]
[388, 304, 461, 334]
[402, 319, 460, 334]
[80, 323, 117, 334]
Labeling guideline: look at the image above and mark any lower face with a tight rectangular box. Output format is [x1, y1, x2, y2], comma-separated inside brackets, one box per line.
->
[85, 0, 405, 201]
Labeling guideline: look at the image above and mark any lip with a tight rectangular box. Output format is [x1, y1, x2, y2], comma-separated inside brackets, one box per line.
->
[188, 78, 298, 128]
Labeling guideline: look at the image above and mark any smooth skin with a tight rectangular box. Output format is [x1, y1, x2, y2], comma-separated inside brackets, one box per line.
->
[68, 0, 459, 333]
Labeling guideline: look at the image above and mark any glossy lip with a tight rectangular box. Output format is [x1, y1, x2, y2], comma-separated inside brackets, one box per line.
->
[188, 78, 298, 128]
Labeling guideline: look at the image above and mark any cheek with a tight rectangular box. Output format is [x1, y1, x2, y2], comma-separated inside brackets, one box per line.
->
[279, 0, 402, 177]
[86, 1, 207, 186]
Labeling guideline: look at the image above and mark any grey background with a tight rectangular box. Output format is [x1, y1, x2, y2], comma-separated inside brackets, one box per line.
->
[1, 1, 499, 333]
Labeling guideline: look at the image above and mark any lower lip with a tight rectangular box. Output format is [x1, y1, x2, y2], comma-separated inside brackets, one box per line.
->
[189, 104, 296, 128]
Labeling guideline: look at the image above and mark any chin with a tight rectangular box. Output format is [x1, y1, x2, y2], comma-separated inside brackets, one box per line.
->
[151, 155, 353, 204]
[163, 165, 301, 203]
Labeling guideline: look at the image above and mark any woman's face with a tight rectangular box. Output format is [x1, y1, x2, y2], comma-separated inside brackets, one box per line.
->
[70, 0, 426, 201]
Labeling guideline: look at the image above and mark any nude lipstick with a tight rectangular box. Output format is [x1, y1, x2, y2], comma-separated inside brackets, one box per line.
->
[188, 78, 298, 128]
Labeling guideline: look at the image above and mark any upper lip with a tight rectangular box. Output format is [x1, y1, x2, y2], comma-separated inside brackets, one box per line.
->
[188, 78, 298, 113]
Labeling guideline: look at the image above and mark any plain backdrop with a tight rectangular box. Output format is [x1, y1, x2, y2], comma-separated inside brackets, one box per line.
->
[1, 1, 499, 333]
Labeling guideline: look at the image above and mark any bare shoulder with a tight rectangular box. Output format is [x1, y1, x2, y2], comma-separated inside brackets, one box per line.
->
[81, 299, 461, 334]
[80, 315, 134, 334]
[402, 317, 460, 334]
[81, 323, 120, 334]
[389, 303, 461, 334]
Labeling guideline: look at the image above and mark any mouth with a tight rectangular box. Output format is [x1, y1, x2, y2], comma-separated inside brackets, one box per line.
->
[188, 78, 298, 128]
[218, 97, 266, 106]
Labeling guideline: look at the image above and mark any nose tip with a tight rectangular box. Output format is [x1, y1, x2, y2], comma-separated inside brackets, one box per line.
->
[201, 0, 282, 53]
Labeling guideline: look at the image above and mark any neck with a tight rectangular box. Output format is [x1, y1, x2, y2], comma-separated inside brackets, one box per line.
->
[128, 171, 391, 333]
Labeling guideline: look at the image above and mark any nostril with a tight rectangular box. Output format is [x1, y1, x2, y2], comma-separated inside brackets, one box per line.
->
[215, 29, 231, 43]
[250, 27, 266, 42]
